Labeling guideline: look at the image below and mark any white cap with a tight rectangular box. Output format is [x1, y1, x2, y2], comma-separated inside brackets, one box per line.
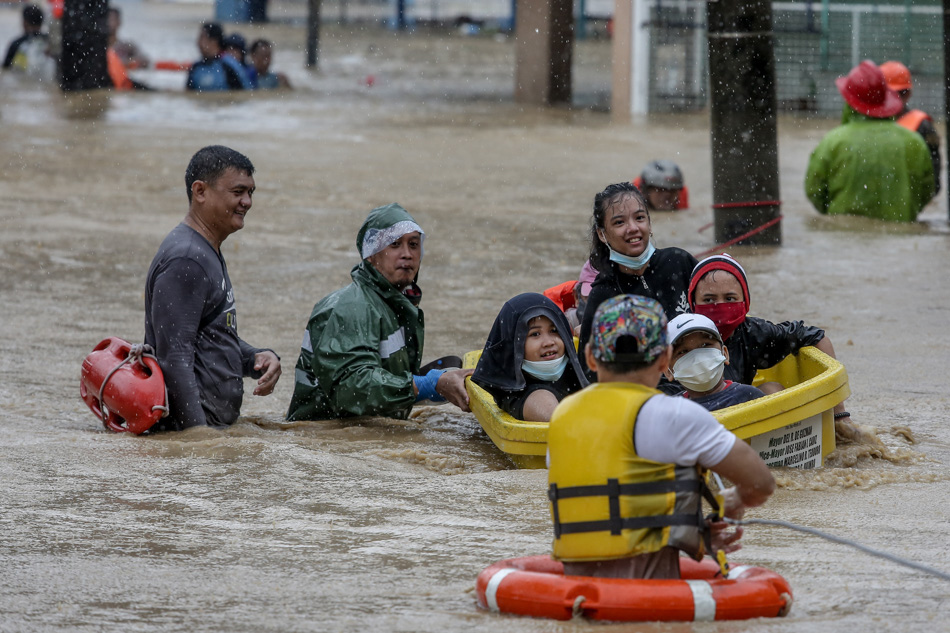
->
[666, 313, 722, 347]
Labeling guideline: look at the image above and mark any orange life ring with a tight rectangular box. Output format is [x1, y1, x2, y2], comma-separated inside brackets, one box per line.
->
[476, 555, 792, 622]
[80, 337, 168, 435]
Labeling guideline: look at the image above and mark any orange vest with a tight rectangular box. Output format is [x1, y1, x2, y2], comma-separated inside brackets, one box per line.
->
[107, 48, 133, 91]
[897, 109, 931, 133]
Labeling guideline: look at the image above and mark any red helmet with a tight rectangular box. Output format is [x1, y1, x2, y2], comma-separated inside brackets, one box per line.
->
[835, 60, 902, 118]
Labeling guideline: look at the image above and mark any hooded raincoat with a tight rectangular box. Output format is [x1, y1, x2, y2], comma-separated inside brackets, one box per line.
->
[805, 105, 934, 222]
[286, 204, 425, 421]
[472, 293, 588, 419]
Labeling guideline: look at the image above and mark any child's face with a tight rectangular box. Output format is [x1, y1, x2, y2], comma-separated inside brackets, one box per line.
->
[524, 315, 565, 362]
[671, 331, 726, 369]
[694, 270, 744, 305]
[598, 196, 652, 258]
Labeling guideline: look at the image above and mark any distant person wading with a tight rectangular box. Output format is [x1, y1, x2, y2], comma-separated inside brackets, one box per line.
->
[805, 60, 933, 222]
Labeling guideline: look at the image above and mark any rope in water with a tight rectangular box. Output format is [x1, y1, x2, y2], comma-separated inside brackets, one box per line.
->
[694, 214, 784, 258]
[725, 517, 950, 582]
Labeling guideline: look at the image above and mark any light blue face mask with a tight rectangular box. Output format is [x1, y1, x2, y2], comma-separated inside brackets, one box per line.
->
[522, 355, 568, 382]
[607, 240, 656, 270]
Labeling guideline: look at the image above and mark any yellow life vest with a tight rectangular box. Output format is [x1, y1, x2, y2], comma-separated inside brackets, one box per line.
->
[547, 382, 711, 562]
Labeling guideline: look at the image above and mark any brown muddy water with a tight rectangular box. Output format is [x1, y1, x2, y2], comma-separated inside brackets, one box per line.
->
[1, 2, 949, 632]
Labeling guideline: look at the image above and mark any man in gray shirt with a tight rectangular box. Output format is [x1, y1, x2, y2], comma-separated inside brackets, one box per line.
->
[144, 145, 281, 430]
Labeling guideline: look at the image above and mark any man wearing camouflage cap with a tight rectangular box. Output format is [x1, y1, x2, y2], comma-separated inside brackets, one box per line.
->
[546, 295, 774, 579]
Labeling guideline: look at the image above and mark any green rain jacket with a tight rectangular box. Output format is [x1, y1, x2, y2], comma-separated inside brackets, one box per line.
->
[286, 205, 425, 421]
[805, 105, 934, 222]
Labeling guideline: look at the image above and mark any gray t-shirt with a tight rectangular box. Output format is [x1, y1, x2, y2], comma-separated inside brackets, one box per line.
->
[144, 223, 264, 430]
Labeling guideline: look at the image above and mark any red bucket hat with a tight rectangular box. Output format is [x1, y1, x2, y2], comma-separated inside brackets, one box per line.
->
[835, 60, 903, 118]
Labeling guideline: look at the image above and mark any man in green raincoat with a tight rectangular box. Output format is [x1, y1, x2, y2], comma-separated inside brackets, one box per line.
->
[286, 203, 472, 421]
[805, 60, 934, 223]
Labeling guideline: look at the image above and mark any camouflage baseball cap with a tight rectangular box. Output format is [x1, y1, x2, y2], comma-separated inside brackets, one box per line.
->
[590, 295, 668, 364]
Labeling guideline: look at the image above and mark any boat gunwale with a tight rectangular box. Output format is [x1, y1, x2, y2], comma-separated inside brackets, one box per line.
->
[464, 346, 848, 466]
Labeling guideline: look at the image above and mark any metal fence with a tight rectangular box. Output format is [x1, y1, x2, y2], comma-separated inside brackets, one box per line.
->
[320, 0, 615, 29]
[645, 0, 944, 117]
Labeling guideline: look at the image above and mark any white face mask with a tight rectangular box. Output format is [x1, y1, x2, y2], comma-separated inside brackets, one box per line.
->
[672, 347, 726, 392]
[522, 355, 568, 382]
[606, 240, 656, 270]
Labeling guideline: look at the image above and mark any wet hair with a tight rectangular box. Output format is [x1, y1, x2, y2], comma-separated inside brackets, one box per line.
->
[185, 145, 254, 202]
[223, 33, 247, 56]
[23, 4, 44, 27]
[588, 182, 650, 272]
[200, 22, 224, 49]
[250, 38, 273, 54]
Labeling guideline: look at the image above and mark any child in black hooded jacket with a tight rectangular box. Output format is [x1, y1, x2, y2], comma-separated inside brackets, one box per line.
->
[472, 293, 588, 422]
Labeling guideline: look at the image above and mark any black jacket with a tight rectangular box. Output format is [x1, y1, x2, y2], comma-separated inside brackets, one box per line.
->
[472, 293, 587, 416]
[724, 316, 825, 385]
[579, 247, 697, 374]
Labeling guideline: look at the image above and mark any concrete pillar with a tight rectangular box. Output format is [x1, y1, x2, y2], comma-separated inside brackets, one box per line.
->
[515, 0, 573, 105]
[707, 0, 782, 245]
[610, 0, 632, 120]
[610, 0, 650, 120]
[60, 0, 109, 91]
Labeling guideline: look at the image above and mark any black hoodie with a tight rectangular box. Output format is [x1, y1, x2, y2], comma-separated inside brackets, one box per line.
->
[472, 293, 588, 419]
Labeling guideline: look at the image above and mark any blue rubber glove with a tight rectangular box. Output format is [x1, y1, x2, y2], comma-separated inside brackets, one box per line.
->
[414, 369, 446, 402]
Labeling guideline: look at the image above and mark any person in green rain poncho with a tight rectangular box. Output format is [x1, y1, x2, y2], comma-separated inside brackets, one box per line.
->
[286, 203, 472, 421]
[805, 60, 933, 223]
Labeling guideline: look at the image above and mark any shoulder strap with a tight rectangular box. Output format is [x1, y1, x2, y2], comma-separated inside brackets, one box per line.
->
[548, 478, 705, 538]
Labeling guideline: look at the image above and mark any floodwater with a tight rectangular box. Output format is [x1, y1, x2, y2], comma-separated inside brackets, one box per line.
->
[2, 2, 950, 632]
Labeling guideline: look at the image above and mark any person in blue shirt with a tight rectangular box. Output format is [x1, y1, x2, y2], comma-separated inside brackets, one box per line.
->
[186, 22, 252, 92]
[666, 313, 764, 411]
[223, 33, 257, 88]
[249, 39, 291, 90]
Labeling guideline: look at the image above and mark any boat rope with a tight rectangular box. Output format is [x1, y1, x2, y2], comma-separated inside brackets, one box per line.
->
[694, 214, 784, 258]
[725, 517, 950, 582]
[572, 595, 586, 618]
[98, 344, 169, 423]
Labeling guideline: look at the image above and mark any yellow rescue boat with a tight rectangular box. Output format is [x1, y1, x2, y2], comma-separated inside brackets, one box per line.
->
[463, 346, 849, 469]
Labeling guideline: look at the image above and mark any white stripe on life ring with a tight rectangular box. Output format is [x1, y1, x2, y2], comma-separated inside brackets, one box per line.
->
[727, 565, 752, 579]
[485, 568, 517, 612]
[686, 580, 716, 621]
